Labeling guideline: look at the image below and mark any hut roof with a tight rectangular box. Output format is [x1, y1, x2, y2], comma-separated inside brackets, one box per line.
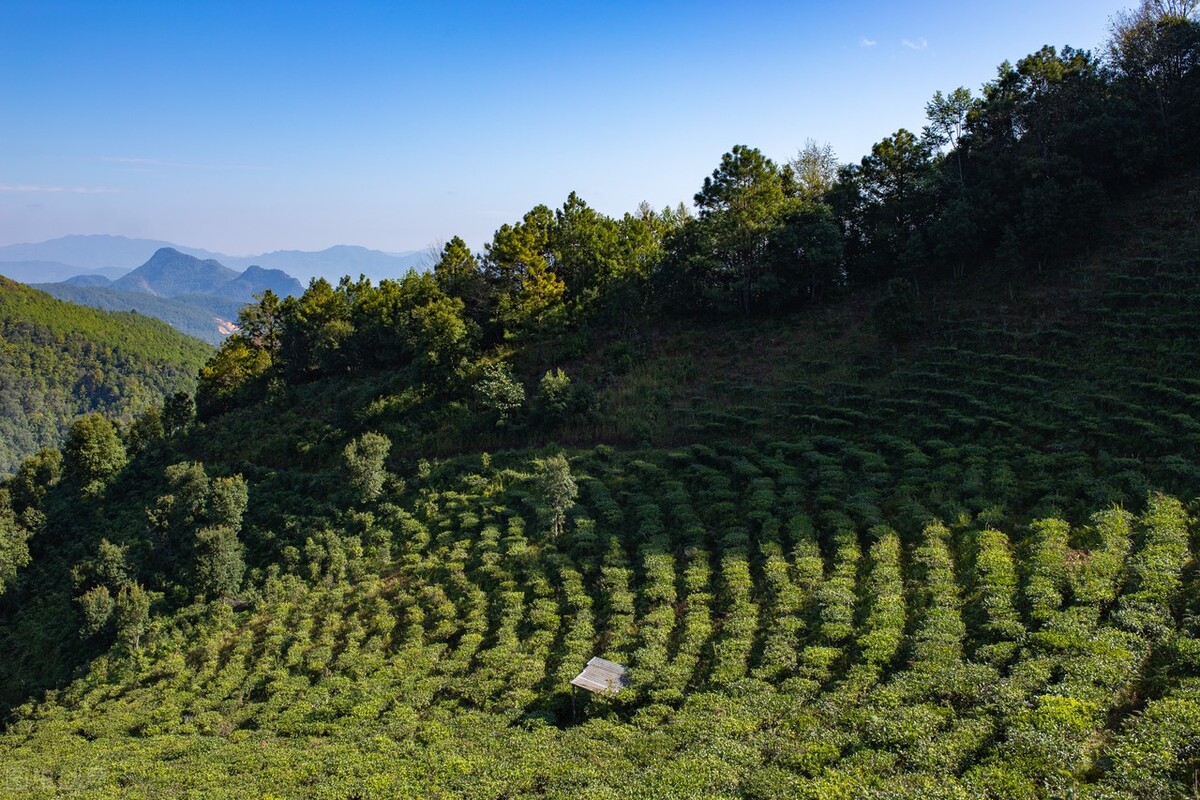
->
[570, 656, 630, 695]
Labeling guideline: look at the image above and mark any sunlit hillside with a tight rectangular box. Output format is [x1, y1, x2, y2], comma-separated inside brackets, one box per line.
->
[2, 6, 1199, 797]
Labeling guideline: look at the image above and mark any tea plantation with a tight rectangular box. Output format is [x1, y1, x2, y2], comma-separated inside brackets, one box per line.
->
[0, 176, 1198, 798]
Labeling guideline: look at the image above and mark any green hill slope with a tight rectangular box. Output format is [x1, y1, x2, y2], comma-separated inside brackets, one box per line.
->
[30, 282, 242, 344]
[0, 175, 1197, 797]
[0, 278, 211, 474]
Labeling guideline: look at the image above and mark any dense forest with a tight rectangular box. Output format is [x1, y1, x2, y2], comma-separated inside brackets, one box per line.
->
[1, 3, 1199, 796]
[0, 278, 211, 476]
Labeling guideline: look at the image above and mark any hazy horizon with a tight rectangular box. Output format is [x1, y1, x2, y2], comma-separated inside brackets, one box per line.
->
[0, 232, 425, 261]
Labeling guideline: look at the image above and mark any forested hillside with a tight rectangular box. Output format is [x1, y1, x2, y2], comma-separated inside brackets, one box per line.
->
[1, 3, 1198, 797]
[0, 278, 211, 475]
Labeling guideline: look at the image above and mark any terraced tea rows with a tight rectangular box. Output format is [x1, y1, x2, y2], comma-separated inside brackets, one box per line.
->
[3, 442, 1195, 797]
[627, 252, 1200, 533]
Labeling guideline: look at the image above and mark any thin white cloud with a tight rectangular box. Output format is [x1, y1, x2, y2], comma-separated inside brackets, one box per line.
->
[860, 37, 878, 47]
[0, 184, 117, 194]
[903, 37, 929, 50]
[103, 155, 267, 171]
[103, 156, 162, 165]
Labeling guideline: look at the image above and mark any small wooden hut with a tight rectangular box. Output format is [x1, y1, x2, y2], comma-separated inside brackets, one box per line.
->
[570, 656, 630, 695]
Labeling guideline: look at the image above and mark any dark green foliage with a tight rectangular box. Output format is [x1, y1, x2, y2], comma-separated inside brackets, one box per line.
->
[533, 453, 577, 538]
[61, 414, 127, 494]
[480, 192, 669, 340]
[6, 448, 61, 513]
[0, 491, 30, 597]
[1004, 174, 1107, 270]
[765, 202, 844, 308]
[1108, 1, 1200, 160]
[196, 335, 272, 416]
[193, 526, 244, 599]
[870, 277, 924, 343]
[193, 289, 285, 418]
[532, 368, 595, 427]
[343, 432, 391, 503]
[660, 146, 843, 315]
[76, 585, 114, 637]
[163, 391, 195, 436]
[198, 271, 476, 417]
[353, 271, 474, 375]
[689, 145, 789, 313]
[123, 405, 164, 455]
[113, 581, 149, 652]
[208, 476, 249, 530]
[145, 462, 249, 599]
[472, 361, 525, 424]
[80, 538, 131, 588]
[834, 128, 937, 283]
[0, 278, 209, 475]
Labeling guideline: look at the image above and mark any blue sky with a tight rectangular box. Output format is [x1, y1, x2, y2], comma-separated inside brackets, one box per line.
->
[0, 1, 1132, 256]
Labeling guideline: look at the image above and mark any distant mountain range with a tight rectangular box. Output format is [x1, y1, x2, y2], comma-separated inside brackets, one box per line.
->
[0, 235, 225, 271]
[0, 236, 429, 344]
[221, 244, 429, 283]
[0, 235, 428, 284]
[27, 248, 304, 344]
[110, 248, 241, 296]
[101, 247, 301, 301]
[0, 260, 129, 284]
